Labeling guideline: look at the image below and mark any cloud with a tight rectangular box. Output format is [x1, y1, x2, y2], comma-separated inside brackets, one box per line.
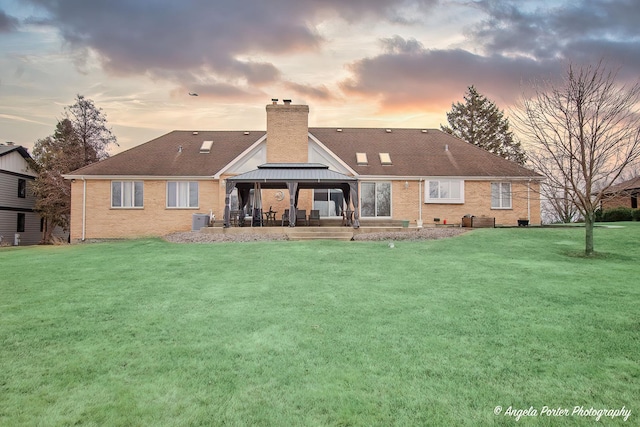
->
[0, 9, 19, 32]
[283, 81, 335, 100]
[22, 0, 439, 100]
[341, 39, 563, 112]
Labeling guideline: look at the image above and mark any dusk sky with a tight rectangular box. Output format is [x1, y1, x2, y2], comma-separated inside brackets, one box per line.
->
[2, 0, 640, 154]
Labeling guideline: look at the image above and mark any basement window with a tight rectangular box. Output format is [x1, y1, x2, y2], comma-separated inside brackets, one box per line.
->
[356, 152, 368, 165]
[379, 153, 392, 165]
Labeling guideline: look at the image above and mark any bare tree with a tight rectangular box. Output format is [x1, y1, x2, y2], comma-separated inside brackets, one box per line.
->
[514, 61, 640, 255]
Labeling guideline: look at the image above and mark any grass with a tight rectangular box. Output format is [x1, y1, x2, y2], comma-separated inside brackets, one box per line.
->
[1, 224, 639, 426]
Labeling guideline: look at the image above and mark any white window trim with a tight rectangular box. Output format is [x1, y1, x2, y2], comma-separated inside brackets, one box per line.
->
[424, 180, 465, 204]
[166, 181, 199, 209]
[111, 181, 144, 209]
[491, 182, 512, 209]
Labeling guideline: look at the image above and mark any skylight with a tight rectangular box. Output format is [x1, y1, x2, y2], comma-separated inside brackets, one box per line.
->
[356, 152, 368, 165]
[379, 153, 392, 165]
[200, 140, 213, 153]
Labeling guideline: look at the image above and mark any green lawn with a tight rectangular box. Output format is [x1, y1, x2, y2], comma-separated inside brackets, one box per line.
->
[1, 225, 638, 426]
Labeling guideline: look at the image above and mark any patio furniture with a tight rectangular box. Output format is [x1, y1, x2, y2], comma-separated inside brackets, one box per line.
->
[308, 209, 320, 226]
[281, 209, 290, 226]
[263, 206, 277, 226]
[296, 209, 307, 226]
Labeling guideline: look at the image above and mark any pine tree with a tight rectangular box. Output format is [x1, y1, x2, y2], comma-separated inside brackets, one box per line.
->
[442, 86, 526, 165]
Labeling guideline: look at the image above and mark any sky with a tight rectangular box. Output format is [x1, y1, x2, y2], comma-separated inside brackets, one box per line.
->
[1, 0, 640, 154]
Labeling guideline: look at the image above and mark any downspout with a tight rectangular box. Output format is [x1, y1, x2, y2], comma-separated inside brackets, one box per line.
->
[527, 178, 531, 222]
[82, 177, 86, 241]
[418, 178, 423, 227]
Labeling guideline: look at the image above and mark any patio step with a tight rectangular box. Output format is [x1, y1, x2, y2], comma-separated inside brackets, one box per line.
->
[287, 228, 354, 241]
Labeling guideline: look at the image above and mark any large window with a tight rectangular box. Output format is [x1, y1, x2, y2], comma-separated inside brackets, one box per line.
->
[111, 181, 144, 208]
[491, 182, 512, 209]
[425, 180, 464, 203]
[361, 182, 391, 217]
[313, 189, 345, 217]
[167, 181, 199, 208]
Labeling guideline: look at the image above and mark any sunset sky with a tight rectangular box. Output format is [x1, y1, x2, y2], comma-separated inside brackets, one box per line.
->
[2, 0, 639, 154]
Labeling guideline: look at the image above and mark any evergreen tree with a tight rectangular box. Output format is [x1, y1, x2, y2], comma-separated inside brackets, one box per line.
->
[442, 86, 526, 165]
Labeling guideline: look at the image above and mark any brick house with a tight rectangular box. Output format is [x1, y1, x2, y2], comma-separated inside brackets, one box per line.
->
[0, 143, 41, 245]
[600, 176, 640, 210]
[65, 101, 542, 241]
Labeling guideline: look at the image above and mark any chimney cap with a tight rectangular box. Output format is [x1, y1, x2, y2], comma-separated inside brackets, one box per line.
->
[283, 99, 292, 105]
[271, 98, 278, 105]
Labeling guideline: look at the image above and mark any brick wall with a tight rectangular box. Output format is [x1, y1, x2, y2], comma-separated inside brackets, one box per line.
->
[70, 179, 218, 241]
[390, 179, 541, 226]
[266, 103, 309, 163]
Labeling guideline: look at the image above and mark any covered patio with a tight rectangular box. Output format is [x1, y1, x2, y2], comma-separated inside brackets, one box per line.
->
[223, 163, 360, 228]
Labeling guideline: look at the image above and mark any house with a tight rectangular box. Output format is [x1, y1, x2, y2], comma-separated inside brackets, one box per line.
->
[64, 101, 542, 241]
[0, 143, 41, 245]
[600, 176, 640, 210]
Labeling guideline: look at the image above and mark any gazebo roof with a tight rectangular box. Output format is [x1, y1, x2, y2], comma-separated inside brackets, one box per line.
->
[227, 163, 357, 186]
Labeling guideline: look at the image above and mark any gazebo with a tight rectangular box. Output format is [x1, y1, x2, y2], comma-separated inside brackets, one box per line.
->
[223, 163, 359, 228]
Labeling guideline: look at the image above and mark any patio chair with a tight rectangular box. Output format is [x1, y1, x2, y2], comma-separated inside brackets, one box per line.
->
[308, 209, 320, 226]
[281, 209, 290, 226]
[295, 209, 307, 226]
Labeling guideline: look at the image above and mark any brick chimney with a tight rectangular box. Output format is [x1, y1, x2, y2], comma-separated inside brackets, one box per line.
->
[266, 100, 309, 163]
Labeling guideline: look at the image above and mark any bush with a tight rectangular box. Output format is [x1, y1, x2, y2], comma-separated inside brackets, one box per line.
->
[633, 209, 640, 221]
[600, 207, 634, 222]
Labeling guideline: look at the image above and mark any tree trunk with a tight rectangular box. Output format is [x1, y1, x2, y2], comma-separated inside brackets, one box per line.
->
[584, 211, 595, 256]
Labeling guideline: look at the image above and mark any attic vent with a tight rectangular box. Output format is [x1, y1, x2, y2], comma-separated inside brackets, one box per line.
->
[200, 140, 213, 153]
[385, 129, 392, 133]
[379, 153, 392, 165]
[243, 131, 250, 135]
[192, 131, 199, 135]
[356, 152, 368, 165]
[421, 129, 428, 133]
[336, 128, 343, 132]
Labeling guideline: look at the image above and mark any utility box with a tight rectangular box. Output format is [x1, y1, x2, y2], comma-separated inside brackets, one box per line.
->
[192, 214, 210, 231]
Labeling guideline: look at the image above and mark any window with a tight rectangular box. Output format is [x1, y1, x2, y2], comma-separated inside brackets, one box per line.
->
[18, 179, 26, 198]
[356, 152, 368, 165]
[379, 153, 392, 165]
[313, 189, 345, 217]
[491, 182, 512, 209]
[112, 181, 144, 208]
[361, 182, 391, 217]
[17, 213, 25, 232]
[167, 181, 198, 208]
[425, 180, 464, 204]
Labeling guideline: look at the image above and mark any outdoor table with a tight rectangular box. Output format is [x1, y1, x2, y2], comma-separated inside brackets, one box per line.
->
[263, 210, 277, 226]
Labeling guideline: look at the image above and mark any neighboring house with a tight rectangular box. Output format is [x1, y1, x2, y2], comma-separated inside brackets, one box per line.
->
[0, 143, 41, 245]
[65, 101, 542, 241]
[600, 176, 640, 210]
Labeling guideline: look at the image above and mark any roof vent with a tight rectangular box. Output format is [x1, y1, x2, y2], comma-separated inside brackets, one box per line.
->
[192, 131, 199, 135]
[445, 144, 449, 152]
[379, 153, 392, 165]
[200, 140, 213, 153]
[178, 145, 183, 153]
[243, 131, 250, 135]
[421, 129, 428, 133]
[336, 128, 343, 132]
[385, 129, 392, 133]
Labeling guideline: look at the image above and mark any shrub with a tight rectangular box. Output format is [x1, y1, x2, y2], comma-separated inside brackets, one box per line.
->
[633, 209, 640, 221]
[600, 207, 634, 222]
